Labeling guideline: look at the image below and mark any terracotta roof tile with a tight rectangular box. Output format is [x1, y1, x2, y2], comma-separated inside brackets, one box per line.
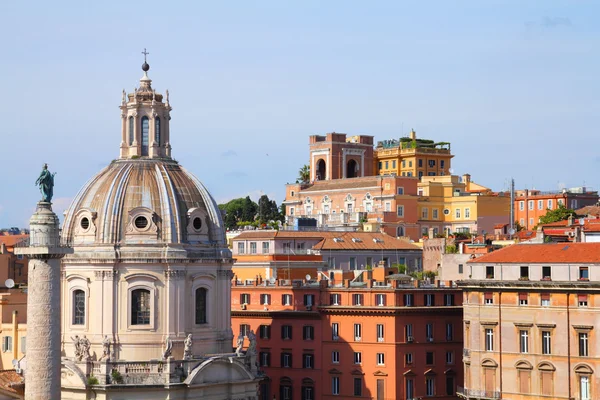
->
[299, 178, 381, 192]
[469, 242, 600, 264]
[0, 235, 28, 249]
[0, 370, 24, 396]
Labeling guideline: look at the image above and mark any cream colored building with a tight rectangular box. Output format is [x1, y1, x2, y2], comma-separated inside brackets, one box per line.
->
[458, 242, 600, 400]
[55, 60, 259, 399]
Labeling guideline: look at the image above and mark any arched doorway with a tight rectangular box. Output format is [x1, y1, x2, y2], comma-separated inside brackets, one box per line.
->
[347, 159, 358, 178]
[316, 159, 326, 180]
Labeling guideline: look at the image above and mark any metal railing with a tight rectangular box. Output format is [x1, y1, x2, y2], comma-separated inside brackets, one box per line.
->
[13, 236, 71, 248]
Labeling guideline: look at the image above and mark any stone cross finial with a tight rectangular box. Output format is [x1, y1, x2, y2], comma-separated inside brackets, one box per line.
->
[142, 48, 149, 63]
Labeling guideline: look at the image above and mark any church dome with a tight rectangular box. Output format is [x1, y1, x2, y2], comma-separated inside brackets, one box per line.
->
[62, 158, 226, 247]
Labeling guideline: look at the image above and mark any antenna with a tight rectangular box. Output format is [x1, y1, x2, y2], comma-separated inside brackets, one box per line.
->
[5, 279, 14, 289]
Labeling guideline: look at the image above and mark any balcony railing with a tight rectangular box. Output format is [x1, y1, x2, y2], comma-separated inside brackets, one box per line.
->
[457, 386, 501, 399]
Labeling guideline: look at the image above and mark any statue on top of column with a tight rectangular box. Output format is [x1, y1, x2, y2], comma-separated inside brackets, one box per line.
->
[35, 163, 56, 203]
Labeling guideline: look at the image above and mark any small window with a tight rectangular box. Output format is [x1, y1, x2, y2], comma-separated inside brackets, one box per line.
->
[425, 294, 435, 306]
[332, 323, 339, 340]
[578, 294, 588, 307]
[485, 292, 493, 304]
[541, 293, 551, 307]
[332, 377, 340, 395]
[2, 337, 12, 353]
[542, 331, 551, 355]
[455, 208, 461, 219]
[195, 287, 207, 324]
[332, 350, 340, 363]
[73, 289, 86, 325]
[239, 324, 250, 337]
[458, 264, 463, 274]
[579, 332, 589, 356]
[580, 267, 589, 280]
[352, 294, 363, 306]
[281, 352, 292, 368]
[519, 293, 528, 306]
[397, 187, 404, 195]
[282, 294, 292, 306]
[281, 325, 293, 340]
[377, 353, 385, 365]
[240, 293, 250, 304]
[377, 324, 384, 342]
[353, 378, 362, 396]
[519, 201, 524, 211]
[354, 323, 362, 341]
[303, 325, 314, 340]
[260, 351, 271, 366]
[520, 266, 529, 280]
[330, 294, 341, 305]
[446, 351, 454, 364]
[485, 328, 494, 351]
[303, 353, 314, 369]
[486, 266, 494, 279]
[528, 200, 534, 210]
[444, 294, 455, 306]
[405, 352, 413, 365]
[260, 293, 271, 305]
[397, 205, 404, 217]
[134, 216, 148, 229]
[392, 160, 396, 168]
[432, 209, 439, 219]
[192, 217, 202, 231]
[259, 325, 271, 339]
[237, 242, 245, 254]
[303, 294, 315, 306]
[404, 293, 413, 306]
[155, 116, 161, 144]
[131, 288, 151, 325]
[426, 323, 434, 341]
[520, 330, 529, 353]
[426, 351, 434, 365]
[446, 323, 453, 341]
[250, 242, 257, 254]
[80, 217, 90, 230]
[542, 266, 552, 280]
[354, 351, 362, 364]
[376, 294, 386, 306]
[262, 242, 270, 254]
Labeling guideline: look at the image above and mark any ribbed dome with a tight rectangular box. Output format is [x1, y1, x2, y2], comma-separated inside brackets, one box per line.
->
[62, 159, 225, 246]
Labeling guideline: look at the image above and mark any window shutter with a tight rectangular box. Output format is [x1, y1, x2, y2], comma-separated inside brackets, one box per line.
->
[240, 294, 244, 304]
[7, 337, 11, 351]
[20, 337, 25, 354]
[289, 327, 292, 340]
[484, 292, 493, 300]
[424, 294, 428, 305]
[330, 295, 334, 304]
[519, 293, 527, 301]
[430, 295, 435, 306]
[267, 294, 271, 304]
[303, 294, 308, 305]
[303, 327, 307, 340]
[280, 353, 284, 367]
[579, 294, 588, 302]
[541, 293, 550, 301]
[281, 326, 285, 339]
[1, 338, 5, 352]
[267, 325, 271, 338]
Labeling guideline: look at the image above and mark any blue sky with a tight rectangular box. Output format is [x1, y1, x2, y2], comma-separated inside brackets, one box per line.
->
[1, 1, 599, 227]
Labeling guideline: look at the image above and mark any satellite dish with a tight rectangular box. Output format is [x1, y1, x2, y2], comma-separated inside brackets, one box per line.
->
[508, 228, 516, 235]
[5, 279, 14, 289]
[269, 277, 276, 284]
[305, 274, 311, 281]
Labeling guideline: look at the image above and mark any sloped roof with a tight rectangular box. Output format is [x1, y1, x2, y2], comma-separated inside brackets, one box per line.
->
[0, 370, 24, 397]
[0, 235, 28, 249]
[299, 178, 381, 192]
[468, 242, 600, 264]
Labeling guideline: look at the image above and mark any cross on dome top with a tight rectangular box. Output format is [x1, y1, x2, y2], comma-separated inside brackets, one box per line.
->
[142, 48, 150, 72]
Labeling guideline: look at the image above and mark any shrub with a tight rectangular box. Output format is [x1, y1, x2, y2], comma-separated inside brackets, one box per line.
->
[87, 376, 99, 385]
[111, 370, 124, 384]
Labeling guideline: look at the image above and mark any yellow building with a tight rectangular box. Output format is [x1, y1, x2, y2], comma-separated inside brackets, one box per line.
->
[375, 129, 453, 178]
[416, 175, 510, 236]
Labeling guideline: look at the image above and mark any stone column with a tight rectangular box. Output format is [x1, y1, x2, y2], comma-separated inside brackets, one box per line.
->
[15, 202, 72, 400]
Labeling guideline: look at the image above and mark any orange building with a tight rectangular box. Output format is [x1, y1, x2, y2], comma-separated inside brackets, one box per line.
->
[375, 129, 453, 179]
[0, 235, 29, 287]
[231, 270, 463, 400]
[285, 175, 420, 239]
[514, 188, 598, 230]
[308, 133, 375, 181]
[459, 243, 600, 400]
[231, 231, 422, 281]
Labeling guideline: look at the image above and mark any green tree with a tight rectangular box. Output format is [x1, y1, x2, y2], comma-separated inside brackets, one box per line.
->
[218, 197, 258, 230]
[241, 196, 258, 222]
[296, 164, 310, 184]
[538, 204, 577, 226]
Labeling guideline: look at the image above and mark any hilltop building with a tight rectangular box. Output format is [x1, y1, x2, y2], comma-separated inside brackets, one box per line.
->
[375, 129, 453, 178]
[231, 270, 463, 400]
[458, 242, 600, 400]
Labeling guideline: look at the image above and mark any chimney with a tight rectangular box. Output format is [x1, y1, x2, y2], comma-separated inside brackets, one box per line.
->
[409, 129, 416, 140]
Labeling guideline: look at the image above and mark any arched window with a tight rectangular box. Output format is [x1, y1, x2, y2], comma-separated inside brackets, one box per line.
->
[141, 116, 149, 156]
[131, 288, 151, 325]
[316, 159, 326, 181]
[155, 117, 161, 145]
[73, 289, 85, 325]
[128, 116, 134, 145]
[347, 159, 358, 178]
[397, 226, 405, 237]
[195, 287, 207, 324]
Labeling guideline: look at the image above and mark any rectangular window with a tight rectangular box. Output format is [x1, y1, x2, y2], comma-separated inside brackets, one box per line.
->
[332, 323, 339, 340]
[426, 323, 434, 341]
[465, 208, 470, 219]
[332, 377, 340, 395]
[406, 379, 414, 399]
[529, 217, 534, 227]
[542, 266, 552, 280]
[1, 337, 12, 352]
[354, 378, 362, 396]
[282, 294, 292, 306]
[580, 267, 589, 280]
[485, 328, 494, 351]
[378, 161, 382, 170]
[354, 351, 362, 364]
[446, 323, 453, 341]
[405, 352, 413, 365]
[444, 294, 455, 306]
[486, 266, 494, 279]
[239, 324, 250, 337]
[384, 202, 391, 212]
[237, 242, 245, 254]
[385, 161, 389, 169]
[579, 294, 589, 307]
[281, 325, 292, 340]
[405, 324, 413, 341]
[422, 207, 429, 219]
[303, 325, 314, 340]
[519, 293, 528, 306]
[432, 208, 438, 219]
[330, 294, 341, 305]
[520, 266, 529, 279]
[528, 200, 534, 210]
[377, 324, 384, 342]
[353, 294, 363, 306]
[303, 294, 315, 306]
[579, 332, 589, 356]
[260, 351, 270, 367]
[392, 160, 396, 168]
[441, 160, 445, 168]
[404, 293, 413, 306]
[397, 187, 404, 195]
[426, 376, 435, 396]
[377, 353, 385, 365]
[260, 294, 271, 305]
[446, 351, 454, 364]
[446, 376, 455, 396]
[426, 351, 434, 365]
[458, 264, 463, 274]
[250, 242, 257, 254]
[455, 208, 461, 219]
[259, 325, 271, 339]
[425, 293, 435, 306]
[519, 201, 524, 211]
[303, 353, 314, 369]
[240, 293, 250, 304]
[428, 159, 435, 167]
[542, 331, 551, 355]
[541, 293, 550, 307]
[262, 242, 270, 254]
[281, 352, 292, 368]
[376, 294, 386, 306]
[547, 199, 553, 209]
[354, 324, 362, 341]
[520, 330, 529, 353]
[485, 292, 493, 304]
[397, 205, 404, 217]
[332, 351, 340, 364]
